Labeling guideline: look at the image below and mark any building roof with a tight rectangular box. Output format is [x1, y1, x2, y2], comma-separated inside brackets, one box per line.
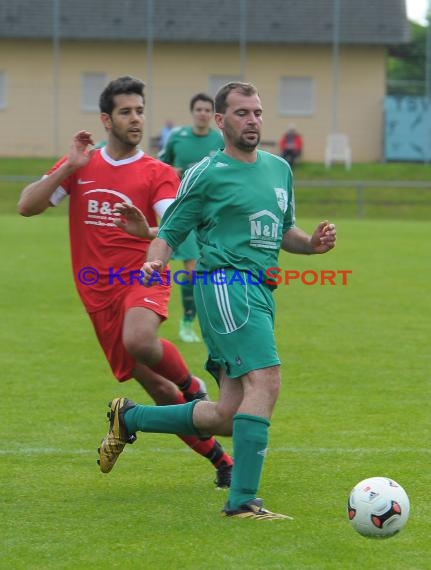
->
[0, 0, 410, 45]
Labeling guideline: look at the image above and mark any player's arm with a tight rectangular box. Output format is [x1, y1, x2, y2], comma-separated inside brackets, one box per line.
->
[282, 221, 336, 254]
[113, 203, 159, 239]
[157, 167, 203, 249]
[114, 191, 179, 240]
[141, 163, 204, 285]
[17, 130, 94, 217]
[141, 237, 173, 285]
[18, 161, 76, 216]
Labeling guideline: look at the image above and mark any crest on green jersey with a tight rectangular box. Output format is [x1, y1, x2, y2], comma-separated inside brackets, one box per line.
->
[274, 187, 288, 213]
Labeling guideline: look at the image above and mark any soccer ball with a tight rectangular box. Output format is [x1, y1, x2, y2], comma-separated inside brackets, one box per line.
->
[348, 477, 410, 538]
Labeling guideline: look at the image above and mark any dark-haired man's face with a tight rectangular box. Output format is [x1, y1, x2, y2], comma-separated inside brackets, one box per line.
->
[101, 94, 145, 147]
[215, 91, 262, 152]
[191, 100, 214, 131]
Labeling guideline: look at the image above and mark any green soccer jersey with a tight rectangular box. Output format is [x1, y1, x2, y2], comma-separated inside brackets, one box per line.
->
[158, 149, 296, 280]
[158, 126, 223, 173]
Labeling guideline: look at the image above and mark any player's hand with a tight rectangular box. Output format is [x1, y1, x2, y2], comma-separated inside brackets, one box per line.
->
[68, 130, 95, 168]
[310, 220, 336, 254]
[113, 203, 151, 238]
[141, 260, 165, 286]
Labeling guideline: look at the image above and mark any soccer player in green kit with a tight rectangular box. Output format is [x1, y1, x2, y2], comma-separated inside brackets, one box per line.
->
[99, 82, 337, 519]
[158, 93, 223, 343]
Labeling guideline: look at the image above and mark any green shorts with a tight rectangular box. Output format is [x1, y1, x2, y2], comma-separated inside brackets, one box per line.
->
[171, 230, 200, 261]
[194, 269, 280, 381]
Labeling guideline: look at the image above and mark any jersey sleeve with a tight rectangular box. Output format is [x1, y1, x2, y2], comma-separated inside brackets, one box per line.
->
[49, 185, 68, 206]
[282, 168, 296, 233]
[157, 160, 206, 250]
[150, 162, 180, 207]
[45, 155, 72, 205]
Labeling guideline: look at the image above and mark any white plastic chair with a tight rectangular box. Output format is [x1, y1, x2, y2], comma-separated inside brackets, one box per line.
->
[325, 133, 352, 169]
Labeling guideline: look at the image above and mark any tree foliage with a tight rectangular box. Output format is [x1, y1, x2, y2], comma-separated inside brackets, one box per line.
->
[387, 21, 428, 94]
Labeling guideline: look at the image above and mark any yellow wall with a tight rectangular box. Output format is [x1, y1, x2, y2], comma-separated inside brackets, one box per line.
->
[0, 39, 386, 161]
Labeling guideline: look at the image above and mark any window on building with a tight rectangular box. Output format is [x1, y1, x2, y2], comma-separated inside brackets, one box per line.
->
[0, 72, 7, 110]
[279, 77, 314, 116]
[81, 73, 107, 112]
[209, 75, 242, 97]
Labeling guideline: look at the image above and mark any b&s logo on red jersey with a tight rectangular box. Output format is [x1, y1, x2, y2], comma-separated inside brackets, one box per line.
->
[83, 189, 132, 227]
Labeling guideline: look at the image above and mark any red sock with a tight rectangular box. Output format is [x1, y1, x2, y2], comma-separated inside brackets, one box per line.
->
[174, 393, 233, 468]
[151, 339, 202, 395]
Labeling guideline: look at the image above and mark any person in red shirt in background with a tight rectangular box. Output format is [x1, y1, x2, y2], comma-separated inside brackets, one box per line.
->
[278, 124, 303, 167]
[17, 75, 233, 488]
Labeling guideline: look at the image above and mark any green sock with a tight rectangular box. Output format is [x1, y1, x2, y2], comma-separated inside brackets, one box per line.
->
[181, 281, 196, 321]
[124, 400, 201, 435]
[227, 413, 270, 511]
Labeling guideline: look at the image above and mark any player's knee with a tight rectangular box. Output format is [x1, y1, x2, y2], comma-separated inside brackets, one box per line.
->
[267, 374, 281, 401]
[248, 366, 282, 408]
[214, 406, 234, 436]
[123, 332, 157, 363]
[192, 401, 234, 436]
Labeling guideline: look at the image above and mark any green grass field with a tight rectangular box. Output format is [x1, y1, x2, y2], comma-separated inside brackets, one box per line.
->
[1, 161, 430, 569]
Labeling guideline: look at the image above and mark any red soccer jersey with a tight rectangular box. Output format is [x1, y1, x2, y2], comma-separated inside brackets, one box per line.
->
[48, 147, 179, 312]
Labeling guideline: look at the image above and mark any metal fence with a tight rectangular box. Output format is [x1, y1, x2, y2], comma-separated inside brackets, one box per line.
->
[3, 175, 431, 220]
[295, 179, 431, 218]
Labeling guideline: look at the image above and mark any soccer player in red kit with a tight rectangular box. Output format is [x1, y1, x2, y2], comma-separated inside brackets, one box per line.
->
[17, 75, 232, 488]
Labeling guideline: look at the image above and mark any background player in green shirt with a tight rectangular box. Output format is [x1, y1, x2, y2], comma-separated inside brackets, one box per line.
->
[158, 93, 223, 343]
[99, 82, 336, 520]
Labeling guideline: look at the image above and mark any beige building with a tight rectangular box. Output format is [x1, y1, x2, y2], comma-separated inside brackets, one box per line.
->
[0, 0, 409, 162]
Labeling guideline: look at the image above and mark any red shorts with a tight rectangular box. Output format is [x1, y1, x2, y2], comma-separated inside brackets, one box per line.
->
[88, 282, 171, 382]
